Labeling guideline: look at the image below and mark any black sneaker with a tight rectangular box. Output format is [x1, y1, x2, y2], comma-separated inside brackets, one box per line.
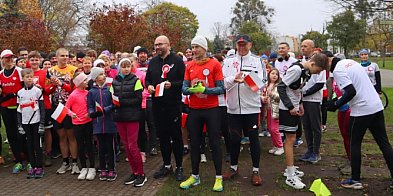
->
[124, 173, 137, 185]
[183, 147, 190, 155]
[174, 167, 185, 181]
[153, 165, 173, 179]
[134, 175, 147, 187]
[107, 171, 117, 181]
[150, 147, 158, 156]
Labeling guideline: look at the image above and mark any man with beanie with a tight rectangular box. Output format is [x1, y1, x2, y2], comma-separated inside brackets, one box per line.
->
[136, 48, 149, 71]
[323, 51, 393, 190]
[222, 34, 266, 186]
[269, 52, 277, 67]
[180, 36, 225, 191]
[146, 35, 185, 181]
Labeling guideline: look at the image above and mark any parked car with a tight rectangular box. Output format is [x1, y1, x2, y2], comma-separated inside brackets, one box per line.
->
[370, 52, 378, 57]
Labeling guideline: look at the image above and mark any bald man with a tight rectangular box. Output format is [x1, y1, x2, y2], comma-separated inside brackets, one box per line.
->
[300, 39, 315, 61]
[299, 40, 326, 164]
[145, 35, 186, 181]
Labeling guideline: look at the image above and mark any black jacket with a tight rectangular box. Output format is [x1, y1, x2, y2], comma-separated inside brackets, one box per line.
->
[145, 52, 185, 108]
[112, 74, 142, 122]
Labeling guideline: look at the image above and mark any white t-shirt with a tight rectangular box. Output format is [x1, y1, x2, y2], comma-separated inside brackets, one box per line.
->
[333, 59, 383, 116]
[17, 86, 43, 124]
[279, 65, 302, 110]
[302, 70, 326, 102]
[363, 62, 379, 85]
[275, 57, 298, 78]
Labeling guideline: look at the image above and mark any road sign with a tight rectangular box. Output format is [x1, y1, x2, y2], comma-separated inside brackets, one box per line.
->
[380, 20, 393, 25]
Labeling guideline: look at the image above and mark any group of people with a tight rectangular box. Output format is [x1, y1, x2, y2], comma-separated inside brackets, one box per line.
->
[0, 33, 392, 192]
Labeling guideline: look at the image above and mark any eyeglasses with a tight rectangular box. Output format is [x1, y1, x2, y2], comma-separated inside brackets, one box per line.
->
[154, 43, 168, 47]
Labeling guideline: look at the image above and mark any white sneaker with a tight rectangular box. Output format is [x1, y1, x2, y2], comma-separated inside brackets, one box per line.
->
[273, 147, 284, 156]
[86, 168, 96, 180]
[258, 132, 264, 137]
[268, 147, 278, 154]
[78, 168, 88, 180]
[200, 154, 207, 163]
[141, 152, 146, 163]
[71, 163, 80, 175]
[285, 176, 306, 189]
[56, 162, 71, 174]
[283, 167, 304, 177]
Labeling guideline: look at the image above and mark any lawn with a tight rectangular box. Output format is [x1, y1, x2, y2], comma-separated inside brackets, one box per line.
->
[353, 57, 393, 70]
[156, 87, 393, 195]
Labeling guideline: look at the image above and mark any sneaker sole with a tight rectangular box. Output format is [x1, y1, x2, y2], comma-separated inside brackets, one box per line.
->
[285, 180, 305, 189]
[107, 175, 117, 181]
[124, 180, 136, 185]
[180, 182, 200, 189]
[341, 184, 363, 189]
[134, 177, 147, 187]
[99, 178, 107, 181]
[213, 187, 223, 192]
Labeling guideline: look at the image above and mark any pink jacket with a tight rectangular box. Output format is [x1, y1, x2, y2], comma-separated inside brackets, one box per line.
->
[66, 88, 92, 125]
[132, 69, 149, 109]
[106, 68, 118, 79]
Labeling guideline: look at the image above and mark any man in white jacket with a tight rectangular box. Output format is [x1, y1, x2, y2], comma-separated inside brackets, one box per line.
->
[222, 34, 267, 186]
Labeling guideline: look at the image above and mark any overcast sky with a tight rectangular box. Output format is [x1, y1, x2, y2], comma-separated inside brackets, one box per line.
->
[100, 0, 335, 38]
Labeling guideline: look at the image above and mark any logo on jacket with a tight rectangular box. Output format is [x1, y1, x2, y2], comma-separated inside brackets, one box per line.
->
[161, 64, 174, 79]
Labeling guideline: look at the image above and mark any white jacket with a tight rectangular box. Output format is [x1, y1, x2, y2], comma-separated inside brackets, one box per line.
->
[223, 51, 267, 114]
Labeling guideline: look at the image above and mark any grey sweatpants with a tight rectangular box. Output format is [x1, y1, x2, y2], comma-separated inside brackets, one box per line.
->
[302, 101, 322, 155]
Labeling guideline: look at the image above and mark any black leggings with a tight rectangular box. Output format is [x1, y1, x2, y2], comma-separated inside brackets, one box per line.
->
[73, 122, 94, 168]
[96, 133, 115, 171]
[2, 108, 26, 163]
[349, 111, 393, 181]
[219, 106, 231, 154]
[22, 123, 42, 168]
[228, 113, 260, 168]
[138, 109, 148, 153]
[321, 98, 328, 125]
[153, 106, 183, 167]
[188, 107, 222, 175]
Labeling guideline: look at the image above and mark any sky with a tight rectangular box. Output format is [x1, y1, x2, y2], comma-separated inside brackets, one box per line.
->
[100, 0, 335, 38]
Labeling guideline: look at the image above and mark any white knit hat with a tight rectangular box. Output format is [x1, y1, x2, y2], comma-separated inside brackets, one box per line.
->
[191, 36, 208, 51]
[90, 67, 104, 81]
[93, 59, 105, 67]
[73, 72, 87, 87]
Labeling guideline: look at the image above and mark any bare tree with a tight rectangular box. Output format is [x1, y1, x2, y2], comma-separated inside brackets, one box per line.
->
[39, 0, 91, 47]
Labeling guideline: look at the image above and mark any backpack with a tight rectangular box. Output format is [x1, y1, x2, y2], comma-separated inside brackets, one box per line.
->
[286, 61, 311, 90]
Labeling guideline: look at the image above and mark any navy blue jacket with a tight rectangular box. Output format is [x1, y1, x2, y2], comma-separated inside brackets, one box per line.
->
[87, 84, 117, 134]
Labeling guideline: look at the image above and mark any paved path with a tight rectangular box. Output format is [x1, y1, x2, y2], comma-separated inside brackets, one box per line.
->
[381, 69, 393, 88]
[0, 151, 173, 196]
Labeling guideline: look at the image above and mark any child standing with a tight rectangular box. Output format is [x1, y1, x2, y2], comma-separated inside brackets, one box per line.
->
[262, 68, 284, 156]
[17, 68, 45, 178]
[66, 72, 95, 180]
[87, 67, 117, 181]
[112, 58, 146, 187]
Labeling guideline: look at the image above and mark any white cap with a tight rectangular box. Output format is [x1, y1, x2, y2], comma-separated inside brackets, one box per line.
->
[1, 49, 14, 58]
[93, 59, 105, 67]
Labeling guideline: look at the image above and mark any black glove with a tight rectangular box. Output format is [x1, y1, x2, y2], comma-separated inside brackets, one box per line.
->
[326, 99, 338, 112]
[0, 93, 16, 102]
[38, 124, 45, 136]
[89, 111, 103, 118]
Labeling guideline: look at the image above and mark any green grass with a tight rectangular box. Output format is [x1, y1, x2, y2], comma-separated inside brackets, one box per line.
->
[157, 87, 393, 195]
[352, 57, 393, 70]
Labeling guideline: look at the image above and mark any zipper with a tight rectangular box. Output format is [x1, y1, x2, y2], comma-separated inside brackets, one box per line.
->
[99, 87, 104, 134]
[238, 56, 243, 114]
